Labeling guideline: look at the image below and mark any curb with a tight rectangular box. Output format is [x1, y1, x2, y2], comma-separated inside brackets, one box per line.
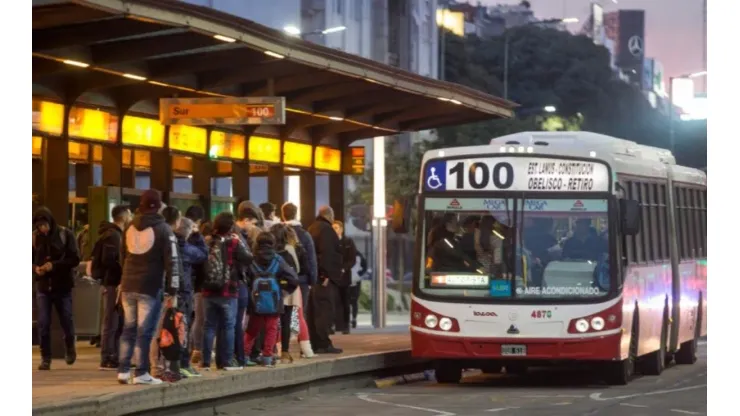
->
[374, 370, 435, 388]
[33, 350, 426, 416]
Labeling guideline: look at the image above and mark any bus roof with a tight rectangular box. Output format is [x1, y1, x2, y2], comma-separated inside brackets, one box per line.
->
[422, 131, 706, 187]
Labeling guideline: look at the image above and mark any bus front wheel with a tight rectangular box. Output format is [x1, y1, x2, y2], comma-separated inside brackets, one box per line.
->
[434, 361, 462, 384]
[606, 315, 638, 385]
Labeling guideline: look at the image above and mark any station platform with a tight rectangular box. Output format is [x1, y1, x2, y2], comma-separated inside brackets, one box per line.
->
[32, 331, 413, 416]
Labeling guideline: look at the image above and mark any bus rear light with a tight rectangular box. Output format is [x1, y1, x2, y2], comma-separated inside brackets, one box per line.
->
[567, 300, 622, 334]
[411, 300, 460, 332]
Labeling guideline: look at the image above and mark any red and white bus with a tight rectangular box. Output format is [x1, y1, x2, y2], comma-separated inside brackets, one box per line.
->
[400, 131, 706, 385]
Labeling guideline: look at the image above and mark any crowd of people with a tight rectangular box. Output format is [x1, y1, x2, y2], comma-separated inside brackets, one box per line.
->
[32, 189, 367, 385]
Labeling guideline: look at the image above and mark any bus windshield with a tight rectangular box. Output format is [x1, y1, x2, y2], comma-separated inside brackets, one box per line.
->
[420, 197, 611, 301]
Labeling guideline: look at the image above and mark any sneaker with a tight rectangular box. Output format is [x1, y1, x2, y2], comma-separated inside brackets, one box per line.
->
[281, 351, 294, 364]
[198, 363, 211, 372]
[223, 359, 243, 371]
[190, 350, 202, 365]
[351, 320, 357, 329]
[99, 361, 117, 371]
[342, 329, 351, 335]
[260, 356, 275, 368]
[160, 370, 181, 383]
[244, 359, 258, 367]
[315, 346, 343, 354]
[133, 372, 163, 385]
[180, 366, 202, 378]
[65, 349, 77, 365]
[117, 372, 131, 385]
[38, 361, 51, 371]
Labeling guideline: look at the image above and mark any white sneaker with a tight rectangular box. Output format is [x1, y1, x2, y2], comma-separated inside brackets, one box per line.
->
[117, 372, 131, 385]
[300, 340, 315, 358]
[133, 372, 163, 385]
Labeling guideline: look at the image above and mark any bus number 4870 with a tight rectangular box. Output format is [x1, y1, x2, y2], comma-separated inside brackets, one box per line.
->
[531, 310, 552, 319]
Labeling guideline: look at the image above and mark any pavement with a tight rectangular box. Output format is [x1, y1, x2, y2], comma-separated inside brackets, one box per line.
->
[221, 340, 708, 416]
[32, 331, 414, 416]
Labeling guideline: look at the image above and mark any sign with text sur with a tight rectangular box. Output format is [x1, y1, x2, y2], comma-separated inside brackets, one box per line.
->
[423, 157, 610, 193]
[159, 97, 285, 126]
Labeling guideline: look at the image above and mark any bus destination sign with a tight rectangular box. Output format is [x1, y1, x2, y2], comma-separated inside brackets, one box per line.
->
[423, 157, 609, 193]
[160, 97, 285, 126]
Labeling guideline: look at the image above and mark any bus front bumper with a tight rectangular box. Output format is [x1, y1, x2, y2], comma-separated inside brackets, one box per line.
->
[410, 327, 622, 361]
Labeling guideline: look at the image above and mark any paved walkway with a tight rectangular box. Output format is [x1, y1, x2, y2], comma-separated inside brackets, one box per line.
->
[33, 332, 411, 415]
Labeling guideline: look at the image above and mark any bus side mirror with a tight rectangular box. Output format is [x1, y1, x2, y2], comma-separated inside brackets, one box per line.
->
[391, 197, 413, 234]
[619, 199, 641, 236]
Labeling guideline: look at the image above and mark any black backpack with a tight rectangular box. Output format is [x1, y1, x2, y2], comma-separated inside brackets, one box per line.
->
[202, 237, 238, 291]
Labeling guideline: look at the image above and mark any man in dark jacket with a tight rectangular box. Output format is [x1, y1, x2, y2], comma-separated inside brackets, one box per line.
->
[117, 190, 180, 385]
[281, 202, 318, 310]
[332, 220, 357, 334]
[33, 207, 81, 371]
[233, 200, 263, 364]
[92, 205, 131, 370]
[306, 206, 343, 354]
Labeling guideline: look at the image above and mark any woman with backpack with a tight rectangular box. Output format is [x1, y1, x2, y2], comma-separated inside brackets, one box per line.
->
[243, 232, 300, 367]
[271, 224, 314, 363]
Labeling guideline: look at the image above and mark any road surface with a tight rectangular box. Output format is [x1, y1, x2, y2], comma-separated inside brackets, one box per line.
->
[220, 340, 706, 416]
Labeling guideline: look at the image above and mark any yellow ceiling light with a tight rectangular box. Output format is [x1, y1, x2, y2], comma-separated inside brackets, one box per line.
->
[122, 73, 147, 81]
[264, 51, 285, 59]
[63, 60, 89, 68]
[329, 116, 344, 121]
[213, 34, 236, 43]
[450, 99, 462, 105]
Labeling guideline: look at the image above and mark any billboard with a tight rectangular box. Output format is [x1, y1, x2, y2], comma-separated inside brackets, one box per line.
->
[652, 60, 666, 96]
[671, 78, 695, 112]
[592, 3, 604, 45]
[606, 10, 645, 86]
[642, 58, 654, 91]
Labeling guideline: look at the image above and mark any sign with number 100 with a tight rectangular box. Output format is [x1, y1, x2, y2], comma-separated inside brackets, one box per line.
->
[451, 161, 514, 190]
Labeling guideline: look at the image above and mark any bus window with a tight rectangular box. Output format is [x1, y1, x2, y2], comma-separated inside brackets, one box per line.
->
[657, 184, 669, 260]
[419, 197, 611, 301]
[639, 182, 652, 262]
[631, 182, 644, 263]
[648, 183, 660, 261]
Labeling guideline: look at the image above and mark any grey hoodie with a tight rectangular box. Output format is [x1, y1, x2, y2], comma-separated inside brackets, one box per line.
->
[120, 213, 180, 298]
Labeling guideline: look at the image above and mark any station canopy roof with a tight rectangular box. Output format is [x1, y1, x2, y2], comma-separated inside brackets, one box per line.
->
[33, 0, 516, 143]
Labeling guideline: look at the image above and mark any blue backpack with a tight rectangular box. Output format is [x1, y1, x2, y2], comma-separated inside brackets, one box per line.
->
[250, 258, 282, 315]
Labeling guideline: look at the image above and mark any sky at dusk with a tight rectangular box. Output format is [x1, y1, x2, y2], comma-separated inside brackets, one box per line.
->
[479, 0, 707, 91]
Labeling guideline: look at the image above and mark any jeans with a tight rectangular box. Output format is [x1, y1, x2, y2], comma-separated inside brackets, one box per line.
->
[118, 292, 162, 377]
[202, 296, 237, 367]
[348, 284, 361, 324]
[234, 282, 249, 365]
[191, 292, 204, 352]
[37, 291, 76, 361]
[334, 285, 351, 332]
[177, 292, 194, 369]
[100, 286, 121, 363]
[244, 315, 280, 358]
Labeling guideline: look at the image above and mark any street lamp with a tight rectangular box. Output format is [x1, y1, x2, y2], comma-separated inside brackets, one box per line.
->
[283, 25, 347, 39]
[544, 105, 557, 113]
[668, 70, 707, 152]
[503, 17, 578, 100]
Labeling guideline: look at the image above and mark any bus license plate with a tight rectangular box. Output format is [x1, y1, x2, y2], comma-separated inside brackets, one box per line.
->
[501, 345, 527, 356]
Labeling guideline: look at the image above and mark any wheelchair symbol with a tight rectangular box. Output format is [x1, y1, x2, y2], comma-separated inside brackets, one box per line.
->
[426, 167, 443, 190]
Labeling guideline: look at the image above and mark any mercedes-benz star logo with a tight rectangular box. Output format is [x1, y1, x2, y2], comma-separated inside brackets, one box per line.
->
[628, 35, 643, 57]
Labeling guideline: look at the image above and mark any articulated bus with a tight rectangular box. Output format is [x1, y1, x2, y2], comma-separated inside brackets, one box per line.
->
[399, 131, 706, 385]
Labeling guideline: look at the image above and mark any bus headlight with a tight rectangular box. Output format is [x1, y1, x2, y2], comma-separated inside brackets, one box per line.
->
[575, 319, 590, 333]
[591, 316, 605, 331]
[425, 314, 439, 329]
[439, 317, 453, 331]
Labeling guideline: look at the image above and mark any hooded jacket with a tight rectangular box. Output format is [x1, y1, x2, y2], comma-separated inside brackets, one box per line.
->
[120, 212, 180, 298]
[91, 221, 124, 287]
[175, 218, 208, 294]
[32, 207, 80, 294]
[285, 219, 318, 286]
[307, 216, 343, 285]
